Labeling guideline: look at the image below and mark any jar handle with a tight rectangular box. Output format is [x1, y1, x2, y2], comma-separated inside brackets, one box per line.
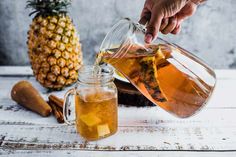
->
[63, 88, 76, 125]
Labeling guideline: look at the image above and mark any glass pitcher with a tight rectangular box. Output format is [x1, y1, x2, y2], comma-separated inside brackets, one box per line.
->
[97, 18, 216, 118]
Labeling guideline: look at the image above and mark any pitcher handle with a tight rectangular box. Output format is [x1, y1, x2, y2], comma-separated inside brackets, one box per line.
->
[63, 88, 76, 125]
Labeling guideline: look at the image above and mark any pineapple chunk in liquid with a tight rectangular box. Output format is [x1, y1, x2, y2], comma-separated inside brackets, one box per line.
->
[80, 113, 101, 127]
[97, 124, 111, 137]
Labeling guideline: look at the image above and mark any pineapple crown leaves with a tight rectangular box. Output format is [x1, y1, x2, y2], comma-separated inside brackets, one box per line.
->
[26, 0, 72, 17]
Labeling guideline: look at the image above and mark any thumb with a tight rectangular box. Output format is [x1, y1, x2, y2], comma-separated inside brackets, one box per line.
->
[145, 10, 163, 44]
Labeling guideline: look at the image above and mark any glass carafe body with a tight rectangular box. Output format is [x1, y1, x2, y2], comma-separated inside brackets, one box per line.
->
[98, 18, 216, 118]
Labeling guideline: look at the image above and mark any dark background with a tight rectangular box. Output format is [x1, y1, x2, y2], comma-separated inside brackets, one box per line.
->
[0, 0, 235, 68]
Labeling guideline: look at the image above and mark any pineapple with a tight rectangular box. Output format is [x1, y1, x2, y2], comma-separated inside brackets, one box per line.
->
[26, 0, 83, 89]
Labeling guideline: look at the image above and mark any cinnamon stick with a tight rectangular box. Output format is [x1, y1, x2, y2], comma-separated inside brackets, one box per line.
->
[48, 101, 64, 123]
[48, 95, 64, 109]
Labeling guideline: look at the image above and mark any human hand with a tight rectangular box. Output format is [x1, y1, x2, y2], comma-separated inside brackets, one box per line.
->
[139, 0, 199, 43]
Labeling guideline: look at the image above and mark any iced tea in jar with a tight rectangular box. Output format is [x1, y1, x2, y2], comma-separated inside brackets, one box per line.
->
[96, 18, 216, 118]
[63, 65, 118, 141]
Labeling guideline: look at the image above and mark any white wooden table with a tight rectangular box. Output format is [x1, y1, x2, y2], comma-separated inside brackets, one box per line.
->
[0, 66, 236, 157]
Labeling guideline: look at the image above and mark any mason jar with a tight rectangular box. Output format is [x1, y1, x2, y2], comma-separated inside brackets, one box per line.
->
[63, 65, 118, 141]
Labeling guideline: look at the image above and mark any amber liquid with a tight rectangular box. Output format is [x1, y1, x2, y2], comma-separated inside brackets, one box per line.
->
[98, 44, 215, 118]
[75, 90, 118, 140]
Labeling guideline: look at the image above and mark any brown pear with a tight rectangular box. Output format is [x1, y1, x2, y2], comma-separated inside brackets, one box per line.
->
[11, 81, 52, 117]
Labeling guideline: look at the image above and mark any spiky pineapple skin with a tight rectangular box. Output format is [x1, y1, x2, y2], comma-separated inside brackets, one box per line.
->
[27, 15, 83, 89]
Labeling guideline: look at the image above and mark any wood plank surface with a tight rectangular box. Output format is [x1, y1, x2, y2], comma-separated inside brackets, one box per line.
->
[1, 106, 236, 151]
[0, 67, 236, 154]
[1, 150, 236, 157]
[0, 66, 33, 76]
